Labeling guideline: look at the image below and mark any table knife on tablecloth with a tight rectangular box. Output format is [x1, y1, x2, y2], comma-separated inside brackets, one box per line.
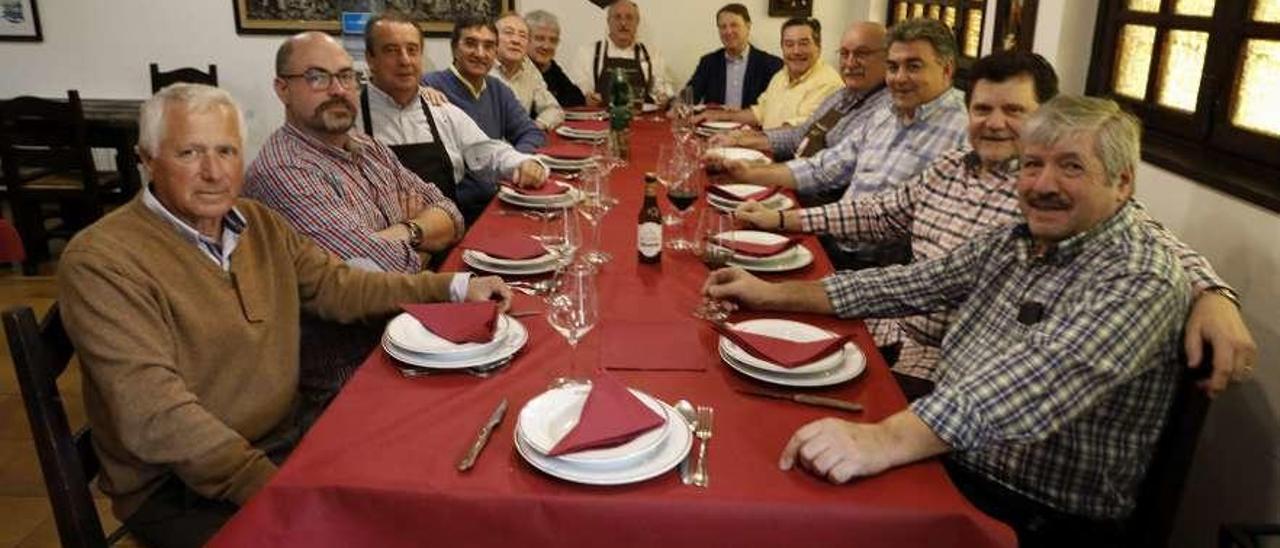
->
[735, 388, 863, 413]
[457, 398, 508, 471]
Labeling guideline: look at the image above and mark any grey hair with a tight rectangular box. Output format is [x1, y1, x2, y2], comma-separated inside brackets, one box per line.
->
[887, 18, 957, 66]
[525, 9, 560, 32]
[138, 83, 245, 157]
[1022, 95, 1142, 182]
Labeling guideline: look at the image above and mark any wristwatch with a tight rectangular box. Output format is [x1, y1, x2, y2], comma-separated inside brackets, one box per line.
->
[401, 220, 424, 248]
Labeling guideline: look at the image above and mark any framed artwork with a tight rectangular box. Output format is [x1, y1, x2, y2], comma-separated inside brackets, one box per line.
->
[993, 0, 1037, 53]
[233, 0, 514, 38]
[0, 0, 42, 42]
[767, 0, 812, 18]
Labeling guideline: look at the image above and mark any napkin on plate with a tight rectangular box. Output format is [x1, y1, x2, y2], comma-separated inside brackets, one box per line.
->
[537, 143, 595, 160]
[400, 301, 499, 344]
[462, 233, 547, 260]
[715, 235, 803, 257]
[707, 185, 780, 202]
[563, 120, 609, 132]
[501, 180, 572, 196]
[716, 323, 848, 368]
[601, 321, 708, 371]
[548, 370, 667, 456]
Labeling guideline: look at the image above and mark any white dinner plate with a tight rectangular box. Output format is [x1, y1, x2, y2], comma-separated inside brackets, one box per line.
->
[517, 385, 671, 467]
[385, 313, 512, 358]
[719, 343, 865, 387]
[706, 147, 771, 164]
[699, 121, 742, 131]
[641, 103, 660, 113]
[555, 126, 606, 141]
[514, 399, 693, 485]
[717, 318, 847, 375]
[565, 110, 607, 121]
[498, 181, 577, 203]
[465, 248, 560, 268]
[462, 250, 560, 275]
[713, 230, 799, 264]
[727, 244, 812, 272]
[707, 192, 795, 213]
[497, 187, 582, 210]
[383, 316, 528, 370]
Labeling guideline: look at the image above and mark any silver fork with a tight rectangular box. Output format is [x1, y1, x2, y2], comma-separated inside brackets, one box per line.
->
[692, 406, 714, 487]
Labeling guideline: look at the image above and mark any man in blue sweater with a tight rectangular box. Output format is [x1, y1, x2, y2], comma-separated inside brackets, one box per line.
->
[422, 16, 546, 214]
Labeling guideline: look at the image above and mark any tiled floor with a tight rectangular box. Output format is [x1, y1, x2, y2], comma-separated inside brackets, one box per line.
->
[0, 272, 138, 547]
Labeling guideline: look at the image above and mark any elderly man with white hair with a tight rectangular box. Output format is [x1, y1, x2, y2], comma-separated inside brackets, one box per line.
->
[56, 83, 510, 548]
[492, 11, 565, 129]
[525, 9, 586, 108]
[569, 0, 676, 106]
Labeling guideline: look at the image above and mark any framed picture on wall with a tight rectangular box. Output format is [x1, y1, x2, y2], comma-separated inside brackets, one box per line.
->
[993, 0, 1037, 52]
[0, 0, 43, 42]
[233, 0, 514, 37]
[767, 0, 812, 18]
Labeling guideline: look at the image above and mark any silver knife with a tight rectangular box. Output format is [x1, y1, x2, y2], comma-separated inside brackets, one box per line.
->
[735, 388, 863, 413]
[457, 398, 508, 472]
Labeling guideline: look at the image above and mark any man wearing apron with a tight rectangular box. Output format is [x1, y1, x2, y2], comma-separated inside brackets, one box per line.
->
[569, 0, 674, 107]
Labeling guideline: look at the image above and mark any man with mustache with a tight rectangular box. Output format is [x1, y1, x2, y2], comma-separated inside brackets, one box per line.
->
[58, 83, 510, 547]
[704, 95, 1209, 546]
[710, 21, 890, 169]
[525, 10, 585, 109]
[684, 3, 783, 109]
[693, 17, 840, 129]
[492, 11, 564, 131]
[733, 51, 1256, 398]
[569, 0, 675, 107]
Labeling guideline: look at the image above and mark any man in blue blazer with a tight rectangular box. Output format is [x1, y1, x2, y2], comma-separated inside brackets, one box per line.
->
[685, 3, 783, 109]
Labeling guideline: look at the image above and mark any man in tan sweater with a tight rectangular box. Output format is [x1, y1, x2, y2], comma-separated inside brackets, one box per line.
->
[56, 83, 510, 548]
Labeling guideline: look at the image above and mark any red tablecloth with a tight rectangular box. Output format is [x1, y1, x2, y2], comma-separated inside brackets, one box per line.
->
[209, 119, 1015, 548]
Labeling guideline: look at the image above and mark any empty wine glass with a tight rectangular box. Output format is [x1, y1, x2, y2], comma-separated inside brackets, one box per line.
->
[546, 263, 600, 378]
[578, 168, 614, 265]
[693, 211, 736, 322]
[540, 206, 581, 267]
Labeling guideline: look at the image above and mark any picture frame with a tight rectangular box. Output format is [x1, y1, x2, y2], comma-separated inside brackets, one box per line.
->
[232, 0, 514, 38]
[767, 0, 812, 18]
[993, 0, 1038, 53]
[0, 0, 43, 42]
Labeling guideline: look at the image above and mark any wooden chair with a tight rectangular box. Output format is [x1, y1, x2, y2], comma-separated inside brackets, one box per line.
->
[149, 63, 218, 93]
[1126, 344, 1215, 547]
[3, 304, 126, 547]
[0, 90, 126, 274]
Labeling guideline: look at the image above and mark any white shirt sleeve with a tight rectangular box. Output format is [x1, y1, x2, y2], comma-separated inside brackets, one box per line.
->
[433, 102, 532, 185]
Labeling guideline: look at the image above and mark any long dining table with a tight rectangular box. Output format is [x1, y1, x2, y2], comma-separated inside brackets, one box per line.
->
[208, 117, 1016, 547]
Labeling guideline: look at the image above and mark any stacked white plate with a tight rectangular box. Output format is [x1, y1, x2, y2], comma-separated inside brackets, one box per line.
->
[706, 147, 771, 165]
[715, 230, 813, 272]
[696, 120, 743, 137]
[706, 183, 796, 213]
[382, 312, 529, 370]
[565, 108, 608, 121]
[555, 125, 607, 142]
[496, 181, 582, 210]
[538, 154, 597, 172]
[461, 247, 561, 275]
[515, 384, 693, 485]
[717, 319, 866, 387]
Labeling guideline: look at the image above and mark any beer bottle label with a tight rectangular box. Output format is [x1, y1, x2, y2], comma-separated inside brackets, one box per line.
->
[637, 222, 663, 258]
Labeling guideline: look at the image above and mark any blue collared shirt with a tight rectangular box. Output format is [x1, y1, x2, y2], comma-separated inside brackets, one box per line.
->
[724, 46, 749, 109]
[141, 185, 246, 271]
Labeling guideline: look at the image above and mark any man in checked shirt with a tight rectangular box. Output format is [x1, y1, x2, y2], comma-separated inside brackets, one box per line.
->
[733, 51, 1256, 399]
[703, 95, 1252, 546]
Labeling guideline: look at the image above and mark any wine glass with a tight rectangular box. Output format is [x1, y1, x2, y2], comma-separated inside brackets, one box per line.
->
[546, 263, 600, 378]
[693, 211, 736, 322]
[665, 156, 701, 251]
[578, 168, 614, 265]
[540, 206, 581, 267]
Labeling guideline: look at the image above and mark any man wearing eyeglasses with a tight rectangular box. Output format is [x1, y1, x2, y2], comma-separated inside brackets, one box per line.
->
[711, 22, 890, 173]
[492, 11, 564, 131]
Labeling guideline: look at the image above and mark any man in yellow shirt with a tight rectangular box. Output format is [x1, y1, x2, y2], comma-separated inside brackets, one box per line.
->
[695, 17, 842, 129]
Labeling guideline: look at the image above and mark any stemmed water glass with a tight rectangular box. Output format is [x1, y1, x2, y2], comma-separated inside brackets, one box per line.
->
[578, 168, 616, 265]
[546, 263, 600, 378]
[692, 210, 736, 322]
[540, 206, 581, 267]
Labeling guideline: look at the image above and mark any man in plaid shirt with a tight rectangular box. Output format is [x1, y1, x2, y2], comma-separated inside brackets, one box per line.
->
[703, 95, 1216, 545]
[736, 52, 1257, 397]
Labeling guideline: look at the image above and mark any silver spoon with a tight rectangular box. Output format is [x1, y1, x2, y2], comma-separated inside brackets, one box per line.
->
[675, 400, 699, 485]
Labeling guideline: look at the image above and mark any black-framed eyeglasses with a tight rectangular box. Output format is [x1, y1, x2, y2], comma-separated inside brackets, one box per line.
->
[278, 68, 359, 91]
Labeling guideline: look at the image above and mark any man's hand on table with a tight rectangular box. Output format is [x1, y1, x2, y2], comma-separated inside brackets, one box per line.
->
[1184, 290, 1258, 397]
[708, 128, 769, 152]
[734, 200, 785, 231]
[780, 413, 950, 484]
[511, 159, 549, 188]
[465, 275, 513, 312]
[702, 267, 833, 314]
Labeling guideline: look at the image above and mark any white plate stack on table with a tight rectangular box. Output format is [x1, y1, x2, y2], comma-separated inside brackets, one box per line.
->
[713, 229, 814, 272]
[705, 146, 772, 166]
[555, 120, 609, 143]
[564, 106, 608, 121]
[460, 232, 563, 276]
[696, 120, 744, 137]
[515, 376, 693, 485]
[716, 319, 866, 387]
[706, 183, 796, 213]
[496, 180, 582, 211]
[536, 143, 598, 173]
[382, 308, 529, 373]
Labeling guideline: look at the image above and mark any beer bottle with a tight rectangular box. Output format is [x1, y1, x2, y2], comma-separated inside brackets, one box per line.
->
[637, 173, 663, 263]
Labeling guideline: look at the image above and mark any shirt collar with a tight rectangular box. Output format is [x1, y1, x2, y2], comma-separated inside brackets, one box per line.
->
[896, 86, 961, 125]
[725, 44, 750, 62]
[786, 60, 822, 88]
[367, 81, 418, 111]
[282, 121, 364, 160]
[962, 147, 1021, 178]
[1013, 200, 1137, 266]
[449, 64, 487, 98]
[141, 184, 246, 248]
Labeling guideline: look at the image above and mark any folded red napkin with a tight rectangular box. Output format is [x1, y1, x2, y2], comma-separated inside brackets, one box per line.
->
[601, 321, 708, 371]
[548, 370, 667, 456]
[463, 233, 547, 260]
[707, 185, 779, 202]
[715, 235, 802, 257]
[716, 324, 849, 368]
[537, 143, 594, 160]
[564, 120, 609, 132]
[501, 180, 571, 196]
[400, 301, 499, 344]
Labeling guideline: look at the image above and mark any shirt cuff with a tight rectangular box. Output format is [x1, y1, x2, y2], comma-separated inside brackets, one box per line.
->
[910, 385, 983, 451]
[786, 157, 817, 194]
[448, 272, 472, 302]
[799, 206, 829, 234]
